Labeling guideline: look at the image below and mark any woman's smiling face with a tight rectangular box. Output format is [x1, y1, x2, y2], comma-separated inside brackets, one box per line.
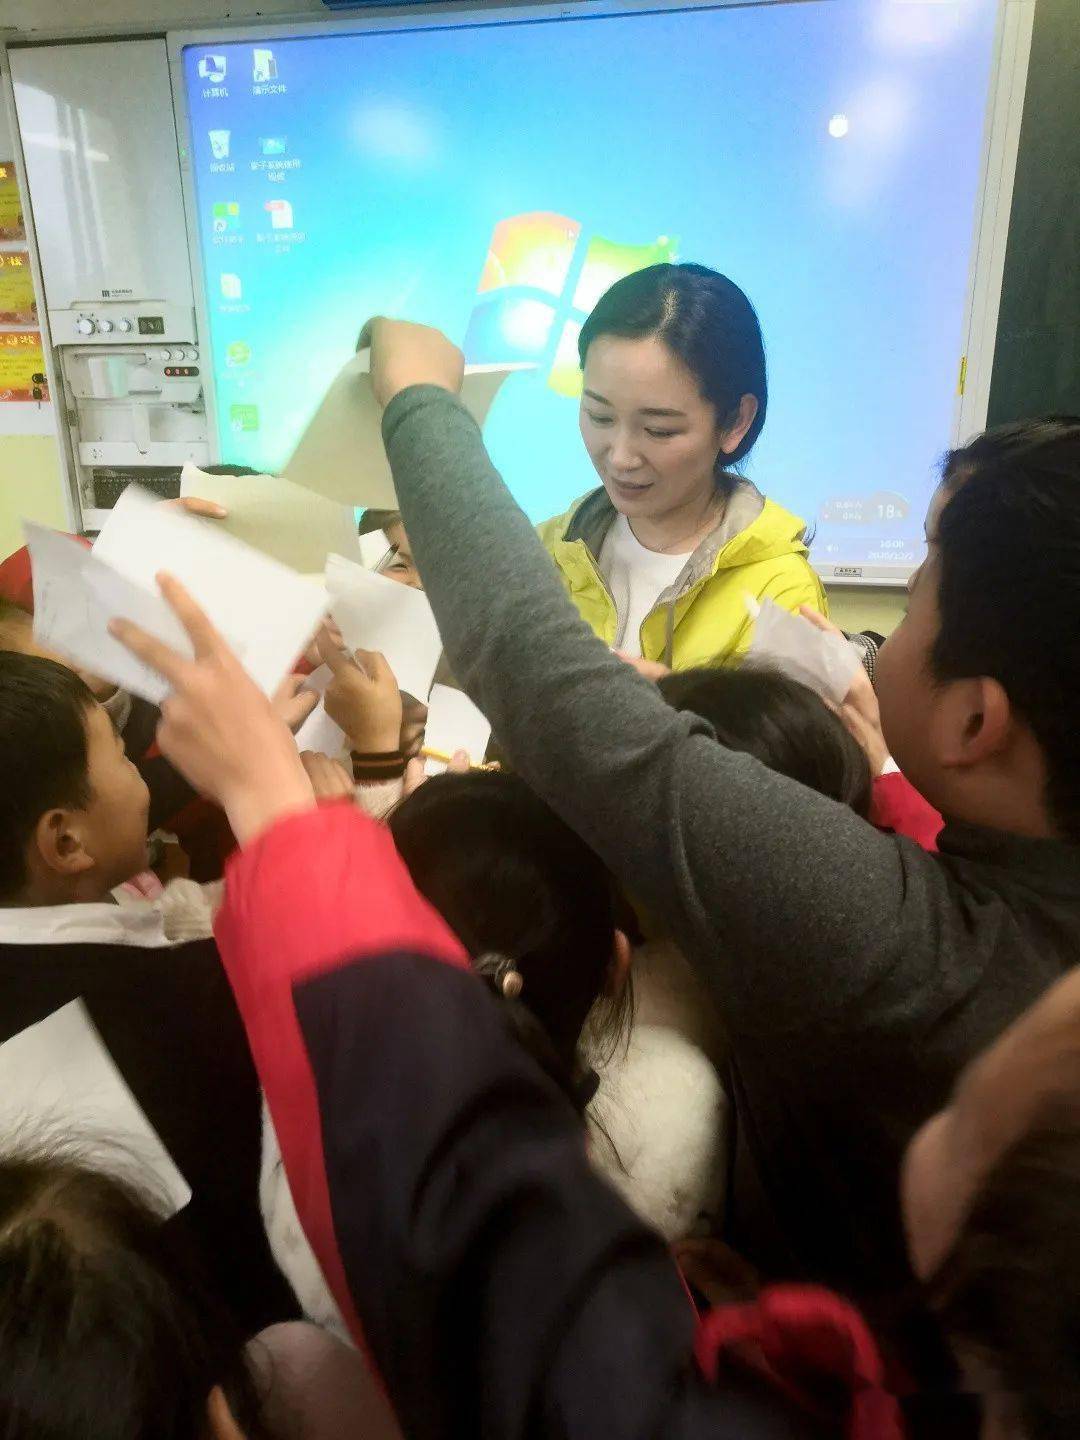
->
[579, 334, 751, 524]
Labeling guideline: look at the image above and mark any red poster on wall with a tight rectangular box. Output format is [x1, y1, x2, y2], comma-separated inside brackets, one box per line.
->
[0, 252, 36, 324]
[0, 331, 47, 402]
[0, 163, 24, 241]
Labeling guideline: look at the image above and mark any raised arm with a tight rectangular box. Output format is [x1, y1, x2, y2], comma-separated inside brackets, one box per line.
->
[371, 324, 947, 1031]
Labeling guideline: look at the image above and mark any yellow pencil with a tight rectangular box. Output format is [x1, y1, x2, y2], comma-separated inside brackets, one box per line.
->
[421, 746, 498, 772]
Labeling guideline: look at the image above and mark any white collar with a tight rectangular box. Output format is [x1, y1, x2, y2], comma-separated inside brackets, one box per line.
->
[0, 899, 172, 949]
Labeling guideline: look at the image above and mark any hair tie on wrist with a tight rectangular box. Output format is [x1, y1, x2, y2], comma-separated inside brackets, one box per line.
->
[475, 952, 524, 999]
[351, 751, 406, 782]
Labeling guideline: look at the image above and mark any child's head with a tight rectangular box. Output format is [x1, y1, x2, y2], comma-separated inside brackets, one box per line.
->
[658, 665, 873, 817]
[389, 772, 630, 1104]
[577, 262, 766, 522]
[0, 1149, 265, 1440]
[933, 416, 1080, 535]
[902, 966, 1080, 1439]
[358, 509, 422, 589]
[875, 418, 1080, 841]
[0, 653, 149, 905]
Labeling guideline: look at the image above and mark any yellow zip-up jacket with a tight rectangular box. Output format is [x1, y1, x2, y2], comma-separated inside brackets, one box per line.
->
[538, 481, 827, 669]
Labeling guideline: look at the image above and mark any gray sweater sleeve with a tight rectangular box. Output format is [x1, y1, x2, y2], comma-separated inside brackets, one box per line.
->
[384, 386, 945, 1035]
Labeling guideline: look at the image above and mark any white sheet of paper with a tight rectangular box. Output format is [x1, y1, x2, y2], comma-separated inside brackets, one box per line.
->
[357, 528, 392, 570]
[0, 1000, 191, 1215]
[284, 355, 526, 509]
[424, 684, 492, 774]
[179, 463, 363, 575]
[27, 524, 191, 705]
[293, 664, 349, 759]
[325, 552, 442, 702]
[744, 596, 862, 705]
[89, 485, 329, 699]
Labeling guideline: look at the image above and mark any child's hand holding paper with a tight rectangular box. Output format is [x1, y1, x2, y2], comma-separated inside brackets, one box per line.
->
[29, 484, 328, 706]
[110, 574, 316, 844]
[799, 606, 890, 774]
[326, 552, 442, 703]
[284, 345, 525, 511]
[745, 597, 861, 706]
[318, 631, 404, 756]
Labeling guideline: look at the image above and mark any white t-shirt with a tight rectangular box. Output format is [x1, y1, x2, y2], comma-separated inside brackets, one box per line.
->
[598, 514, 689, 657]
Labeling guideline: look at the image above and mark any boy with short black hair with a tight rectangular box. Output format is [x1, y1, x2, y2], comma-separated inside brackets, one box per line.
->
[878, 416, 1080, 846]
[0, 650, 294, 1331]
[0, 654, 149, 904]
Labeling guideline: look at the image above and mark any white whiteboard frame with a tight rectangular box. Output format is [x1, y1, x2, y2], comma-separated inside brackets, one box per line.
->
[169, 0, 1035, 588]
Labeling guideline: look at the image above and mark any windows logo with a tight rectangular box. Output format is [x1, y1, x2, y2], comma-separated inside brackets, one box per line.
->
[463, 213, 678, 397]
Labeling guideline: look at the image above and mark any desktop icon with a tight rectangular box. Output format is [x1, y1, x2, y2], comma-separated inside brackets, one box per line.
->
[220, 273, 243, 301]
[264, 199, 293, 230]
[229, 403, 260, 433]
[253, 48, 278, 83]
[209, 130, 231, 160]
[212, 201, 240, 233]
[227, 341, 252, 368]
[259, 136, 288, 156]
[198, 55, 227, 84]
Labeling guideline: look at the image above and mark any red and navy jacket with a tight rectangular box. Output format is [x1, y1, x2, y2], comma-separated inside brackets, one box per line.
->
[870, 773, 943, 852]
[215, 803, 904, 1440]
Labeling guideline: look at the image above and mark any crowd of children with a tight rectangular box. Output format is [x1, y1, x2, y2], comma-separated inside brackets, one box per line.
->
[0, 263, 1078, 1440]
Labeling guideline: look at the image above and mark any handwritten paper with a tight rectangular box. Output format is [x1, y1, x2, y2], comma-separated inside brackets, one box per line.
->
[326, 551, 442, 702]
[27, 524, 192, 704]
[284, 355, 526, 510]
[0, 1000, 191, 1215]
[424, 684, 492, 774]
[27, 486, 327, 704]
[179, 462, 363, 575]
[92, 484, 328, 694]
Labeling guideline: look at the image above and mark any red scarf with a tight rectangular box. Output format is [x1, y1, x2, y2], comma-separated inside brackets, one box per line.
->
[696, 1284, 905, 1439]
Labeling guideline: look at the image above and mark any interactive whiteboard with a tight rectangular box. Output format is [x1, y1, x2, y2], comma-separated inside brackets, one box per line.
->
[174, 0, 1024, 583]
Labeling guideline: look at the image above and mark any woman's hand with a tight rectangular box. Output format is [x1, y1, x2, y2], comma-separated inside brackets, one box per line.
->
[613, 651, 672, 684]
[300, 750, 356, 801]
[357, 317, 465, 409]
[110, 574, 315, 844]
[799, 606, 890, 776]
[318, 629, 404, 755]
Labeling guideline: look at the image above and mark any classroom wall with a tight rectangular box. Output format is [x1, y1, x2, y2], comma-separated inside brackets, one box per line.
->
[0, 437, 66, 560]
[824, 588, 904, 637]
